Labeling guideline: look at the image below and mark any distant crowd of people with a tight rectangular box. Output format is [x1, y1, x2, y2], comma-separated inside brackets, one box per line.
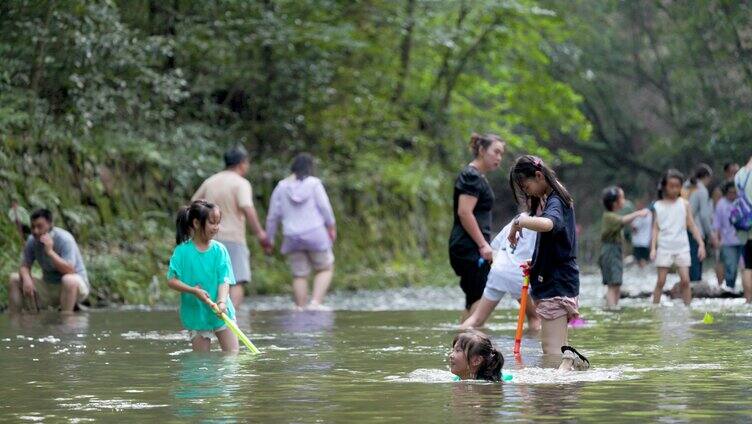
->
[597, 159, 752, 308]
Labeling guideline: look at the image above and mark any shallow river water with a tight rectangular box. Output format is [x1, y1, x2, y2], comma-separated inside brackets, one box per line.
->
[2, 269, 752, 422]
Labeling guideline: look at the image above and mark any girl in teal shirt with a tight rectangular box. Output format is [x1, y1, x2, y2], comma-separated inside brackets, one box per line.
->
[167, 199, 239, 352]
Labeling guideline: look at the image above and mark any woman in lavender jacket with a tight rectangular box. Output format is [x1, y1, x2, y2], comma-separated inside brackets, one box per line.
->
[266, 153, 337, 310]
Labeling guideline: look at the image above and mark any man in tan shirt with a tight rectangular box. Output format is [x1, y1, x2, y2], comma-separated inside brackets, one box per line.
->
[192, 146, 269, 310]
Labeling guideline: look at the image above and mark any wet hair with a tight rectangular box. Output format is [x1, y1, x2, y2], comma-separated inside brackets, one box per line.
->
[291, 153, 315, 180]
[602, 186, 622, 211]
[452, 330, 504, 382]
[657, 169, 684, 200]
[689, 163, 713, 185]
[469, 133, 504, 158]
[721, 181, 737, 196]
[30, 208, 52, 223]
[224, 145, 249, 168]
[509, 155, 574, 213]
[175, 199, 220, 244]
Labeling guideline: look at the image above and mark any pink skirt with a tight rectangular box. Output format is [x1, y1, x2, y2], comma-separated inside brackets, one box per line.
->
[535, 296, 579, 322]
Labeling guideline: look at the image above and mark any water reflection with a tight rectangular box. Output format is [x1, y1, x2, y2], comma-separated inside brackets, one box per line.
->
[450, 383, 506, 421]
[277, 309, 335, 334]
[269, 309, 335, 373]
[529, 383, 584, 419]
[172, 354, 242, 420]
[1, 293, 750, 422]
[656, 305, 693, 347]
[8, 311, 87, 333]
[447, 375, 581, 419]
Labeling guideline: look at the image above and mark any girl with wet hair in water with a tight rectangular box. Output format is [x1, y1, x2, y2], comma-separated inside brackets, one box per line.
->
[449, 330, 505, 381]
[448, 330, 589, 382]
[167, 199, 239, 353]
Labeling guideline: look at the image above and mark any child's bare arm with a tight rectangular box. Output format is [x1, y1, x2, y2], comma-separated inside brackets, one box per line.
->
[167, 278, 210, 303]
[620, 209, 650, 225]
[215, 283, 230, 314]
[510, 215, 553, 247]
[518, 215, 554, 232]
[650, 212, 659, 259]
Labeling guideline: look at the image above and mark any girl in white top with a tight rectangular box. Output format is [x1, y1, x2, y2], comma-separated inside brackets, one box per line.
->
[460, 220, 541, 330]
[650, 169, 706, 306]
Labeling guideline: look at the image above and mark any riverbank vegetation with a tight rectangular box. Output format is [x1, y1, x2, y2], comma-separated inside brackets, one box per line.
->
[1, 1, 749, 308]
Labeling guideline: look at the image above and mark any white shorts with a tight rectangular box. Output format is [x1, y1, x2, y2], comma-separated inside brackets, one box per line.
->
[655, 250, 691, 268]
[189, 325, 228, 341]
[483, 267, 523, 301]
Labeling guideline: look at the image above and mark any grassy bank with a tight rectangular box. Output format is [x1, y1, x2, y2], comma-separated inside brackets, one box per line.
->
[0, 128, 460, 310]
[0, 1, 598, 310]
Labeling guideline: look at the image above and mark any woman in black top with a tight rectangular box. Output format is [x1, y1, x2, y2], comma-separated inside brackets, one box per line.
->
[449, 133, 505, 321]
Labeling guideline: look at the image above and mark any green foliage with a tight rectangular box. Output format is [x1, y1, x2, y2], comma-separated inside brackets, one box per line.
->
[543, 0, 752, 224]
[0, 0, 590, 309]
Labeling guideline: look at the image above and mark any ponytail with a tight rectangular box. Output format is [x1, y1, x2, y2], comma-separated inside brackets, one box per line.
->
[452, 330, 504, 382]
[174, 199, 220, 245]
[175, 206, 192, 245]
[509, 155, 574, 213]
[469, 133, 504, 158]
[475, 347, 504, 382]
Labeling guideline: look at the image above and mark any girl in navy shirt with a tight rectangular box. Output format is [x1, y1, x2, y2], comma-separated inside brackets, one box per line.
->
[507, 155, 580, 355]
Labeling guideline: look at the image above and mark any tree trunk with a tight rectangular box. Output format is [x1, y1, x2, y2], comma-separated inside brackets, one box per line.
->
[719, 3, 752, 90]
[423, 1, 469, 110]
[391, 0, 415, 104]
[439, 14, 501, 113]
[29, 0, 54, 95]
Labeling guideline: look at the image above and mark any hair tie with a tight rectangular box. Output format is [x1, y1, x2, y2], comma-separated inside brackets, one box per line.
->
[533, 157, 543, 168]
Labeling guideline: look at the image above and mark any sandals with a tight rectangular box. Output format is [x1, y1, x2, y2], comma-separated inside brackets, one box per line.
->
[561, 345, 590, 371]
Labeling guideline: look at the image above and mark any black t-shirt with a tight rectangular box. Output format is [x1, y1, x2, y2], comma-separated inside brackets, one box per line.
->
[530, 193, 580, 299]
[448, 165, 494, 260]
